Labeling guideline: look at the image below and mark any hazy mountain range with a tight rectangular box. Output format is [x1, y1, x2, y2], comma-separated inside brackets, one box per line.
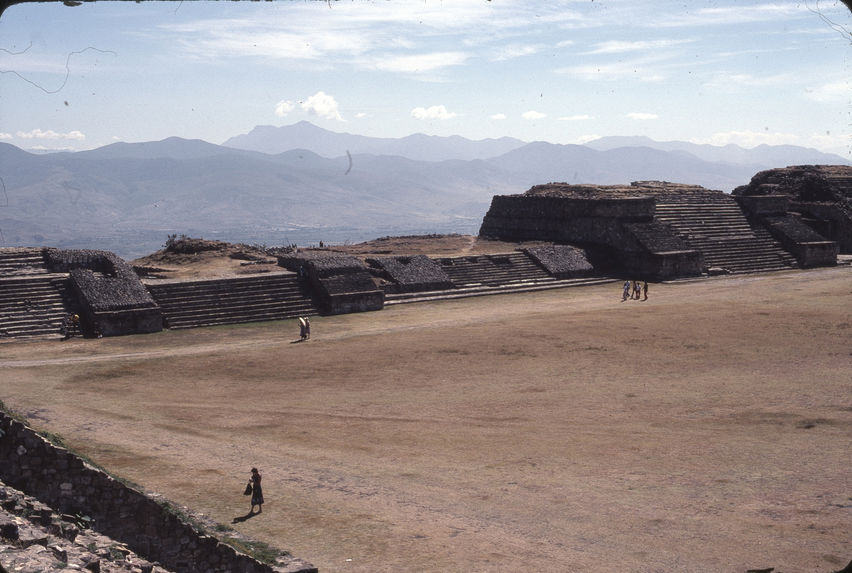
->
[1, 121, 848, 259]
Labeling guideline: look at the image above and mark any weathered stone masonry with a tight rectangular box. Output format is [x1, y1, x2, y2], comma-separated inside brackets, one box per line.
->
[479, 184, 704, 280]
[0, 412, 316, 573]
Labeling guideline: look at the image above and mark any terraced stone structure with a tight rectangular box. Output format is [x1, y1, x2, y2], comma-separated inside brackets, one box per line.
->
[366, 255, 453, 294]
[0, 248, 74, 339]
[733, 164, 851, 258]
[47, 249, 163, 337]
[0, 247, 162, 340]
[145, 274, 316, 330]
[278, 253, 383, 314]
[479, 180, 835, 278]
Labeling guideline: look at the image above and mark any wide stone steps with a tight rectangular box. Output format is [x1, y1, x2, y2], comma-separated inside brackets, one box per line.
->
[0, 274, 73, 339]
[385, 276, 615, 305]
[437, 252, 552, 287]
[0, 248, 49, 277]
[146, 273, 318, 329]
[824, 175, 852, 186]
[654, 199, 797, 273]
[382, 251, 613, 304]
[655, 203, 755, 239]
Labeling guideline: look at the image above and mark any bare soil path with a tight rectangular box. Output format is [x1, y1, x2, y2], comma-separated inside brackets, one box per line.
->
[1, 268, 851, 573]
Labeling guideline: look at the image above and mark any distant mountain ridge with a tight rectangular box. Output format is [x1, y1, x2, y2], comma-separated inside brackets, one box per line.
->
[1, 124, 849, 259]
[584, 135, 846, 167]
[223, 121, 527, 162]
[224, 121, 850, 167]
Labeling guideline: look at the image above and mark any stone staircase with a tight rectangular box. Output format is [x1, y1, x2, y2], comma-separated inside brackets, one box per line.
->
[0, 248, 74, 340]
[0, 248, 48, 277]
[438, 252, 552, 287]
[145, 273, 318, 329]
[385, 252, 613, 305]
[654, 194, 798, 274]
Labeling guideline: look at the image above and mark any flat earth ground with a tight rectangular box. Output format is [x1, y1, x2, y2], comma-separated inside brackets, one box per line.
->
[1, 268, 851, 572]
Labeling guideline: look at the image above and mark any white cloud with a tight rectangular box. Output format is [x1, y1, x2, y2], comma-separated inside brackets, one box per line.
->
[300, 91, 344, 121]
[355, 112, 368, 119]
[522, 110, 546, 121]
[411, 105, 457, 120]
[0, 132, 11, 140]
[559, 114, 593, 121]
[490, 113, 507, 120]
[491, 43, 543, 61]
[576, 134, 602, 145]
[16, 129, 85, 140]
[625, 112, 658, 120]
[704, 72, 795, 92]
[655, 3, 804, 27]
[375, 51, 468, 74]
[805, 80, 850, 103]
[583, 39, 691, 55]
[29, 145, 79, 152]
[274, 100, 295, 118]
[556, 57, 670, 82]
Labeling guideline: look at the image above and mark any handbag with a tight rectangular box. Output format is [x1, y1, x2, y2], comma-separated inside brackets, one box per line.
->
[243, 483, 252, 496]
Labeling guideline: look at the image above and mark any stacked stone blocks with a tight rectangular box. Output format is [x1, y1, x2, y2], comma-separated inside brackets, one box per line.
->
[0, 411, 316, 573]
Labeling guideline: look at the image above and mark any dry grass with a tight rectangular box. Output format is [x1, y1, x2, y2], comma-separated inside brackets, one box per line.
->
[1, 267, 851, 572]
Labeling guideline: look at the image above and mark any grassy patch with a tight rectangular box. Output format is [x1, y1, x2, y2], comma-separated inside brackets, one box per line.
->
[221, 536, 290, 564]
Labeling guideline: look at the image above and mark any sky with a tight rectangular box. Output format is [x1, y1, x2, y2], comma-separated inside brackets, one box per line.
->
[1, 0, 850, 157]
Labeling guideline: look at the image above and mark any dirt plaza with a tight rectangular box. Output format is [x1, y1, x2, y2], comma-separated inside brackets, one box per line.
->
[1, 267, 850, 572]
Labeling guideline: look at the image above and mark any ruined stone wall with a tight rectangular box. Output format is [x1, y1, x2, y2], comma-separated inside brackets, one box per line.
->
[789, 202, 852, 253]
[478, 194, 655, 243]
[45, 249, 162, 337]
[733, 165, 852, 254]
[0, 412, 316, 573]
[366, 256, 453, 294]
[735, 195, 790, 216]
[762, 215, 838, 268]
[523, 245, 594, 279]
[479, 191, 701, 279]
[278, 254, 383, 314]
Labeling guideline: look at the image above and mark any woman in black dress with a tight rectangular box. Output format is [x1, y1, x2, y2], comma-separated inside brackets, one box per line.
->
[249, 468, 264, 513]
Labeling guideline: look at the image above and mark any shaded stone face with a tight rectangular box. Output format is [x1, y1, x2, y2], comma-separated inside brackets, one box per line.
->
[733, 165, 852, 254]
[478, 181, 711, 279]
[733, 165, 852, 200]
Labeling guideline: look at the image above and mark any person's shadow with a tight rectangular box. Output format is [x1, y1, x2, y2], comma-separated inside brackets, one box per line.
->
[232, 511, 259, 524]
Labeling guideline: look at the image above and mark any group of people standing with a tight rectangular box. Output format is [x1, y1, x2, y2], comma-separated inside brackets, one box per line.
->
[622, 280, 648, 302]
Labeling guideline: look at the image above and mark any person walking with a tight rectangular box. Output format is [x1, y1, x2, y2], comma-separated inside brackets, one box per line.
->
[633, 281, 641, 300]
[643, 281, 649, 301]
[248, 468, 264, 514]
[622, 280, 630, 302]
